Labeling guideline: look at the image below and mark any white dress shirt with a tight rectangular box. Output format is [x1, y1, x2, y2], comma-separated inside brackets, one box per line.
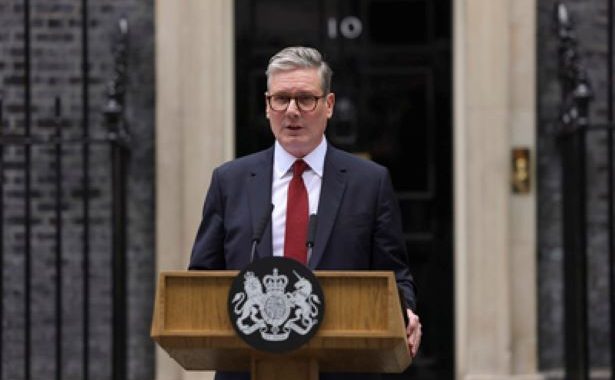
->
[271, 137, 327, 257]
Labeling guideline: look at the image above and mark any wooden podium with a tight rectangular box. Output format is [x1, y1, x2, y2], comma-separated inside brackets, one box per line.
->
[151, 271, 411, 380]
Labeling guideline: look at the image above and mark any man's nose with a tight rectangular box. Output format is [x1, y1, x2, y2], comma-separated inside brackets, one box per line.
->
[286, 98, 301, 114]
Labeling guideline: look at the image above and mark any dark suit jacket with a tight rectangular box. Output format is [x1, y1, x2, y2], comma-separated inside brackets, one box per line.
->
[189, 144, 416, 380]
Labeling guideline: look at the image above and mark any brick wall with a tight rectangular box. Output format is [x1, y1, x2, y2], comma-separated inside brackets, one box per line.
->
[0, 0, 154, 379]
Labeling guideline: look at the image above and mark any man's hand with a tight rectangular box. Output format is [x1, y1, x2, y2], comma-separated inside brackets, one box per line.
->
[406, 309, 422, 358]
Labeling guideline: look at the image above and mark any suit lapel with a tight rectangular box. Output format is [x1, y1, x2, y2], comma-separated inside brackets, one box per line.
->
[308, 146, 347, 269]
[247, 148, 274, 260]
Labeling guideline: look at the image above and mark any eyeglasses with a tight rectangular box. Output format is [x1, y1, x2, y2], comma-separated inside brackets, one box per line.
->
[266, 93, 327, 112]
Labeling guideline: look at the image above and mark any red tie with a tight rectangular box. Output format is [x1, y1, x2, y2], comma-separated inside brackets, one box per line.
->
[284, 160, 309, 265]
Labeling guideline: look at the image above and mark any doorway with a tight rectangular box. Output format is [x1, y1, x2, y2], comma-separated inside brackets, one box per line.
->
[235, 1, 453, 378]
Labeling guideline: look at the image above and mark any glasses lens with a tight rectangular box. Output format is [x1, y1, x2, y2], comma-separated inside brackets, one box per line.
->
[297, 96, 317, 111]
[270, 95, 289, 111]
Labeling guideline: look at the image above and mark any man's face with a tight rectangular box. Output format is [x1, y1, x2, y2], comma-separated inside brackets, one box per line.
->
[266, 68, 335, 158]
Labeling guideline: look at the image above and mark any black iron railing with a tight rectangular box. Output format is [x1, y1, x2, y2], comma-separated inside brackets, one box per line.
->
[105, 18, 130, 380]
[0, 2, 130, 379]
[554, 2, 615, 379]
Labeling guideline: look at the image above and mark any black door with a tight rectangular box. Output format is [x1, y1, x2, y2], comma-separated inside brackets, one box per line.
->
[235, 1, 453, 378]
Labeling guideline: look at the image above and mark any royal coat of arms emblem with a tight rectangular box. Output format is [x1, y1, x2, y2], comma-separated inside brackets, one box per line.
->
[227, 256, 325, 353]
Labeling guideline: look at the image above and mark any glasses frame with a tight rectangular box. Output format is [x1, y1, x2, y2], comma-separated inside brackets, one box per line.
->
[265, 93, 328, 112]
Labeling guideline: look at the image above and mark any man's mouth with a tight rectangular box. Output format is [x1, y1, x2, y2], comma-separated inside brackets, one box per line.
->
[286, 125, 302, 131]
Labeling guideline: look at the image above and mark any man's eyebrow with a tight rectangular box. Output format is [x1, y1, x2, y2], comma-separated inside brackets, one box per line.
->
[271, 92, 318, 96]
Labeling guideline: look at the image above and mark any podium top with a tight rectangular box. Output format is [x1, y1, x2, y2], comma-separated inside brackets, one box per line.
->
[151, 270, 411, 373]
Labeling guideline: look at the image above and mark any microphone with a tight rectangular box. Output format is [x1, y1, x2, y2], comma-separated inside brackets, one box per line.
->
[250, 204, 274, 263]
[306, 214, 318, 261]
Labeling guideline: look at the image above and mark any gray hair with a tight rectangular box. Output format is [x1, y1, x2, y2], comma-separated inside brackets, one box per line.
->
[266, 46, 333, 94]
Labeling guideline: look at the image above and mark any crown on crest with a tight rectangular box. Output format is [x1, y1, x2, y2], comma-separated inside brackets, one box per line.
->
[263, 268, 288, 292]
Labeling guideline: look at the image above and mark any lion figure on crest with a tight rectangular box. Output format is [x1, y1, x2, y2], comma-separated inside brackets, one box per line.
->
[231, 271, 266, 334]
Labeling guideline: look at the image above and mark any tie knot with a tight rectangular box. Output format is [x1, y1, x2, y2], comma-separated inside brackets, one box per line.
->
[292, 160, 308, 177]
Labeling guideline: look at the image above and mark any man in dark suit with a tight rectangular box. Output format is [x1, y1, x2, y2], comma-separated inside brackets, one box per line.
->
[189, 46, 421, 380]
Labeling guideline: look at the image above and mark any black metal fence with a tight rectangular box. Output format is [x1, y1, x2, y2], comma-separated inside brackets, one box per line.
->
[0, 0, 129, 379]
[554, 2, 615, 379]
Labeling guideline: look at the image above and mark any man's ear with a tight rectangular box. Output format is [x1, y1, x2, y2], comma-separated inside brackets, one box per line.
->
[326, 93, 335, 119]
[265, 96, 270, 118]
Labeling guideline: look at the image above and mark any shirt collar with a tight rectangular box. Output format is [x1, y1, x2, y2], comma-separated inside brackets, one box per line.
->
[274, 137, 327, 179]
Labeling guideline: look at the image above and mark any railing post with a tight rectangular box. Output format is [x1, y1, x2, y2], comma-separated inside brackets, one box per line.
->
[104, 18, 130, 380]
[80, 1, 91, 378]
[0, 98, 4, 380]
[560, 124, 589, 380]
[554, 3, 591, 379]
[53, 97, 63, 380]
[607, 0, 615, 377]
